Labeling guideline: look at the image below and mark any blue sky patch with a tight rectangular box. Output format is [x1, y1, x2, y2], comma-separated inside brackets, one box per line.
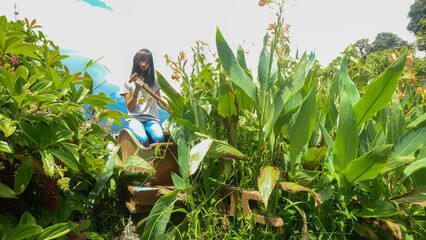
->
[76, 0, 113, 11]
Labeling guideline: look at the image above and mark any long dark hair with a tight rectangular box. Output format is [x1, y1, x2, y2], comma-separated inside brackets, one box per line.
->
[131, 49, 155, 87]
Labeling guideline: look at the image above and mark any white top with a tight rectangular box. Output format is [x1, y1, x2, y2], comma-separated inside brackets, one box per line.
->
[120, 78, 160, 123]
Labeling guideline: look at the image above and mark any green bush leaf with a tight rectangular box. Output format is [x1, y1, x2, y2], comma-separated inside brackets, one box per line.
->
[39, 150, 55, 177]
[18, 212, 36, 226]
[50, 148, 79, 171]
[399, 158, 426, 187]
[35, 222, 78, 240]
[4, 224, 43, 240]
[353, 54, 406, 128]
[171, 173, 186, 190]
[14, 156, 33, 194]
[120, 155, 155, 176]
[0, 182, 17, 198]
[0, 140, 12, 153]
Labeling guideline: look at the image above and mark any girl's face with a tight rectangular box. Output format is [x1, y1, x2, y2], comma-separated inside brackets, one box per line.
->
[139, 58, 150, 72]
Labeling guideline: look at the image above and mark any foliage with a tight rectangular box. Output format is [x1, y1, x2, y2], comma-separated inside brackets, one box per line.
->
[0, 14, 151, 239]
[142, 1, 426, 239]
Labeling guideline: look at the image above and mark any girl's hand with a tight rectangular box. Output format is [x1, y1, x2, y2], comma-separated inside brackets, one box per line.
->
[134, 78, 144, 92]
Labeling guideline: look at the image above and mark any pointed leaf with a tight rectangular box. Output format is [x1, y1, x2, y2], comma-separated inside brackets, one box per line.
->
[0, 182, 17, 198]
[353, 54, 406, 128]
[4, 224, 43, 240]
[392, 187, 426, 207]
[189, 138, 213, 175]
[14, 156, 33, 194]
[258, 166, 280, 209]
[39, 150, 55, 177]
[342, 145, 392, 185]
[50, 148, 79, 171]
[218, 76, 237, 118]
[278, 182, 321, 213]
[333, 91, 358, 171]
[142, 189, 180, 240]
[289, 89, 316, 171]
[216, 28, 258, 108]
[35, 222, 78, 240]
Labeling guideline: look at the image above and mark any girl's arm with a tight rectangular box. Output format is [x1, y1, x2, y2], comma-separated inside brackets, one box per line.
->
[124, 79, 144, 111]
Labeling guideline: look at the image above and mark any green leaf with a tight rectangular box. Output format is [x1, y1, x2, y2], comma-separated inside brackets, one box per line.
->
[18, 212, 36, 226]
[171, 173, 186, 190]
[258, 166, 280, 209]
[39, 150, 55, 177]
[142, 189, 180, 240]
[14, 156, 33, 194]
[4, 224, 43, 240]
[195, 132, 248, 161]
[352, 200, 402, 218]
[216, 27, 258, 108]
[399, 158, 426, 186]
[0, 140, 12, 153]
[50, 148, 79, 171]
[295, 169, 320, 186]
[390, 119, 425, 156]
[264, 54, 308, 139]
[392, 187, 426, 207]
[342, 145, 392, 185]
[0, 66, 15, 91]
[333, 90, 358, 172]
[156, 71, 183, 117]
[301, 146, 327, 170]
[353, 54, 406, 128]
[0, 182, 17, 198]
[91, 146, 117, 197]
[236, 44, 248, 69]
[189, 138, 213, 175]
[218, 76, 237, 118]
[353, 222, 380, 240]
[339, 56, 360, 105]
[120, 155, 155, 176]
[386, 103, 406, 144]
[35, 222, 78, 240]
[14, 66, 29, 80]
[289, 89, 316, 172]
[278, 182, 322, 212]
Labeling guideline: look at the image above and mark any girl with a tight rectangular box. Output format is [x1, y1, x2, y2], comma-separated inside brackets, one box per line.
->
[120, 49, 168, 147]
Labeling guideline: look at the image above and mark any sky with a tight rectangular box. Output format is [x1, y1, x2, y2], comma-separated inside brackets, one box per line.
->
[0, 0, 418, 94]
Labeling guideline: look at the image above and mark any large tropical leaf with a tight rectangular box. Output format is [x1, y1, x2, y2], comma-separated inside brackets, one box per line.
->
[289, 89, 316, 172]
[189, 138, 213, 175]
[3, 224, 43, 240]
[333, 90, 358, 172]
[353, 54, 406, 128]
[339, 56, 360, 105]
[195, 132, 248, 161]
[141, 189, 180, 240]
[342, 145, 392, 185]
[258, 166, 280, 209]
[216, 28, 258, 108]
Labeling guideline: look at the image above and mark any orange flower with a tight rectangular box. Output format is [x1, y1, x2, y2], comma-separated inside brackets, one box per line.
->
[415, 86, 426, 100]
[401, 69, 417, 82]
[259, 0, 272, 7]
[388, 53, 397, 63]
[406, 55, 415, 66]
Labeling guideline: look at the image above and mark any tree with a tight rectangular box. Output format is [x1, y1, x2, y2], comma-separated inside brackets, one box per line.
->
[367, 32, 410, 53]
[407, 0, 426, 35]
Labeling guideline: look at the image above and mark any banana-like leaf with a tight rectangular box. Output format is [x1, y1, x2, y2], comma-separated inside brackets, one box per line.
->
[189, 138, 213, 175]
[339, 56, 360, 105]
[278, 181, 321, 213]
[333, 90, 358, 172]
[216, 27, 258, 109]
[258, 166, 280, 209]
[237, 44, 248, 70]
[386, 103, 406, 144]
[195, 132, 249, 161]
[289, 89, 316, 172]
[141, 189, 180, 240]
[264, 54, 308, 139]
[353, 54, 406, 128]
[157, 71, 183, 117]
[392, 187, 426, 207]
[399, 158, 426, 187]
[342, 145, 392, 185]
[218, 76, 237, 118]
